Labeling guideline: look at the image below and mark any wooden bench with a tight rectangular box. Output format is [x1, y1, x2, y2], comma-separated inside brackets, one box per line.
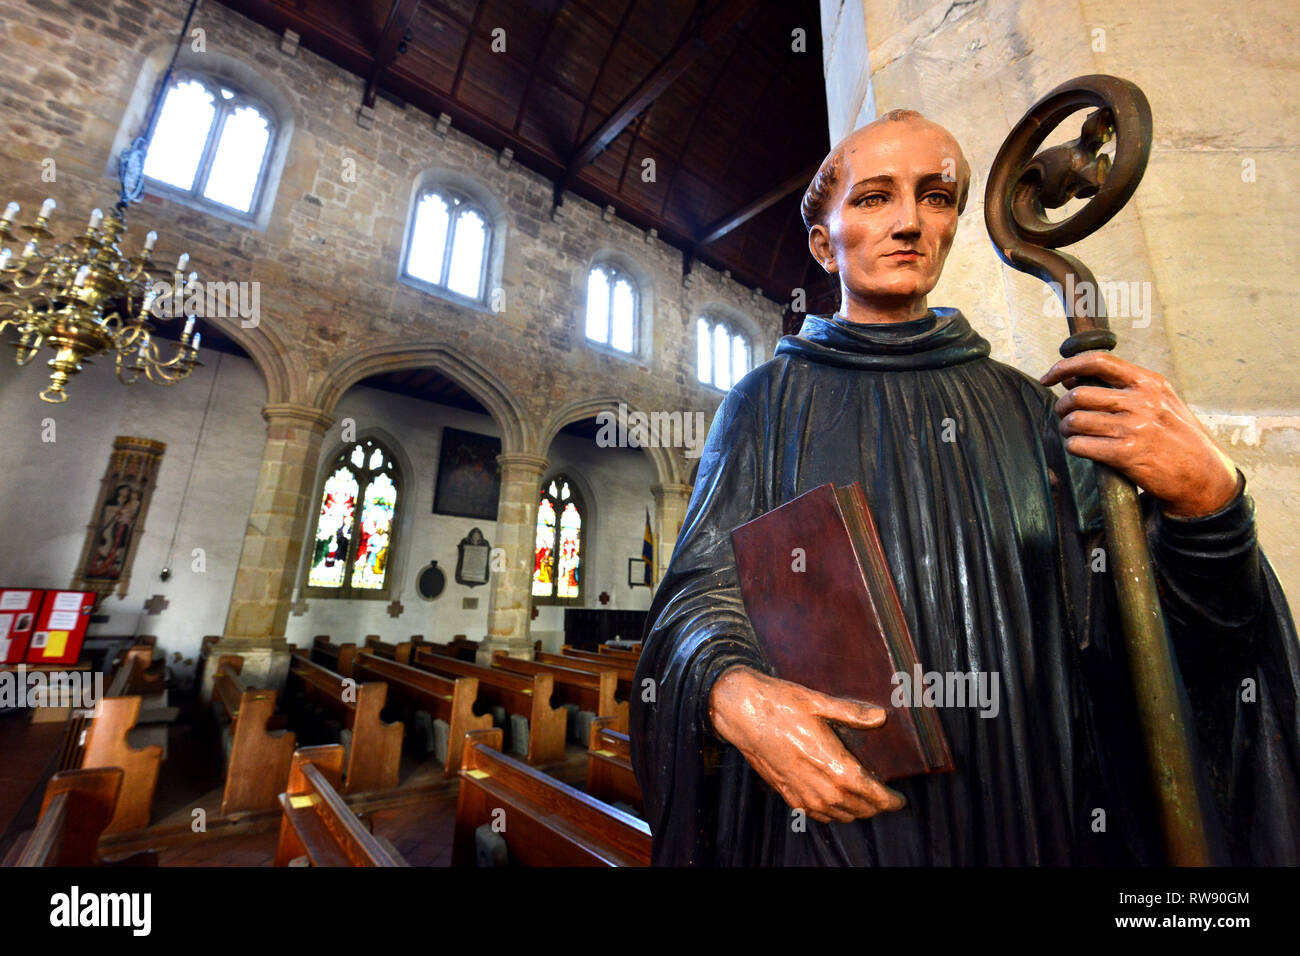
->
[492, 650, 627, 733]
[586, 716, 642, 814]
[16, 768, 124, 866]
[310, 636, 357, 677]
[364, 635, 414, 665]
[274, 745, 407, 867]
[424, 636, 479, 662]
[79, 649, 164, 834]
[453, 729, 651, 867]
[595, 643, 642, 662]
[352, 651, 491, 775]
[286, 653, 403, 793]
[413, 648, 566, 765]
[212, 656, 296, 815]
[537, 651, 636, 702]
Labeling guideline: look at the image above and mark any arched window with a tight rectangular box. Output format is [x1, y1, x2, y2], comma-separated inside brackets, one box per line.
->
[306, 438, 401, 599]
[142, 73, 276, 216]
[585, 263, 637, 353]
[403, 189, 491, 301]
[697, 315, 752, 390]
[532, 476, 584, 604]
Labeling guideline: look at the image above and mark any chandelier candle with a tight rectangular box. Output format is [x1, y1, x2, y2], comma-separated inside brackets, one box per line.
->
[0, 198, 202, 403]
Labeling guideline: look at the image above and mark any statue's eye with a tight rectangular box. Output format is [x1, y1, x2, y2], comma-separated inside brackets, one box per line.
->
[923, 191, 955, 206]
[855, 192, 888, 207]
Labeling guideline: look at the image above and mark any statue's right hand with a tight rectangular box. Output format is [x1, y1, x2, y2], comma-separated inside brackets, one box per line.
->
[708, 665, 907, 823]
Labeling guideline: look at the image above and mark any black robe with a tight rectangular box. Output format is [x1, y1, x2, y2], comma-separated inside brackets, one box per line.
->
[631, 309, 1300, 866]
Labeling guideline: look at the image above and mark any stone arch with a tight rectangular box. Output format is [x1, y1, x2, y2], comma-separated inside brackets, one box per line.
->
[538, 396, 681, 488]
[312, 341, 532, 454]
[198, 314, 298, 406]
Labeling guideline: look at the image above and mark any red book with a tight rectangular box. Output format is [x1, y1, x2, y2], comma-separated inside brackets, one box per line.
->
[731, 483, 954, 782]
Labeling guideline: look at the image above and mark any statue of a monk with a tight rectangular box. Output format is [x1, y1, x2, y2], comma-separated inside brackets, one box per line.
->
[630, 110, 1300, 866]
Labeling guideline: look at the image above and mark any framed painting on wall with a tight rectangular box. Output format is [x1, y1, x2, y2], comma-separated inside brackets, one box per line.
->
[72, 436, 166, 605]
[433, 427, 502, 520]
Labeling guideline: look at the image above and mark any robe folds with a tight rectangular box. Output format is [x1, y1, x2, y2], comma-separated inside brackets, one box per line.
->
[630, 308, 1300, 866]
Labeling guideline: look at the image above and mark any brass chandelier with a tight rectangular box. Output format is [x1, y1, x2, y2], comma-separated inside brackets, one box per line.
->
[0, 198, 201, 404]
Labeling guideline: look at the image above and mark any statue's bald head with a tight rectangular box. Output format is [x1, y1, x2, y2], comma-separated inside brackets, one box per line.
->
[801, 109, 971, 232]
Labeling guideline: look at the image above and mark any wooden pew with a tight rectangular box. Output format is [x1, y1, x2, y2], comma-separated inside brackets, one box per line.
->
[586, 716, 642, 814]
[424, 636, 479, 662]
[413, 648, 566, 765]
[537, 651, 636, 702]
[16, 768, 124, 866]
[453, 729, 651, 866]
[562, 644, 637, 667]
[79, 650, 163, 834]
[596, 643, 641, 662]
[364, 635, 414, 665]
[309, 636, 357, 677]
[492, 650, 627, 732]
[352, 651, 491, 775]
[274, 745, 407, 867]
[212, 656, 296, 815]
[286, 654, 403, 793]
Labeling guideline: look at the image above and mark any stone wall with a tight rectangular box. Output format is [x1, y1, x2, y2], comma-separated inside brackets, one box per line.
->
[819, 0, 1300, 600]
[0, 346, 266, 681]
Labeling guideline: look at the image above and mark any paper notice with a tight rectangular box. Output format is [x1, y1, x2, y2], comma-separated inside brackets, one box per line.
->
[52, 592, 84, 612]
[47, 611, 80, 630]
[0, 638, 9, 661]
[0, 591, 32, 611]
[41, 631, 69, 658]
[0, 614, 11, 642]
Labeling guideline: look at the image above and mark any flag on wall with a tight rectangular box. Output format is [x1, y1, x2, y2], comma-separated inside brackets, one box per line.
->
[642, 509, 655, 585]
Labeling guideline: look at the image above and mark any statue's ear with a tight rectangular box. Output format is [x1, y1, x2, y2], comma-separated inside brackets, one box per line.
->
[808, 225, 838, 274]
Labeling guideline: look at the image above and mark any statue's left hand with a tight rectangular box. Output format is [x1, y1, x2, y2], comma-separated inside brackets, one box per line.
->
[1040, 351, 1239, 518]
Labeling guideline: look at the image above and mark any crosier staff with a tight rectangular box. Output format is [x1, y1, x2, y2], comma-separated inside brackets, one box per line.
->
[984, 74, 1211, 865]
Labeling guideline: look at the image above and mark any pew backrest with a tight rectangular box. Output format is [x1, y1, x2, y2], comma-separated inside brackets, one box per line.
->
[17, 767, 124, 867]
[274, 745, 406, 867]
[454, 729, 650, 866]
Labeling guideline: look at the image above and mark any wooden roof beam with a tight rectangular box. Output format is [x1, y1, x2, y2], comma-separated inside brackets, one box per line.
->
[363, 0, 423, 109]
[558, 0, 761, 191]
[695, 162, 818, 248]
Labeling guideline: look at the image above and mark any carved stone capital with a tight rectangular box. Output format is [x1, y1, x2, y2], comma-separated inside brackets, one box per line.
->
[261, 402, 336, 432]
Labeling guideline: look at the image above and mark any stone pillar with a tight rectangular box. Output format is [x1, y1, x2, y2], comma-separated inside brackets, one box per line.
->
[202, 402, 336, 700]
[650, 482, 693, 584]
[478, 452, 549, 663]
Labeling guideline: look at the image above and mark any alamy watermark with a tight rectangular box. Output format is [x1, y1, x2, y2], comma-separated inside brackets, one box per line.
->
[595, 403, 709, 459]
[891, 664, 1000, 718]
[0, 665, 103, 714]
[146, 278, 261, 328]
[1044, 274, 1152, 328]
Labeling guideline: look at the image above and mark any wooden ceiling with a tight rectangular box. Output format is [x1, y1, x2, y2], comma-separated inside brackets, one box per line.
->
[212, 0, 834, 314]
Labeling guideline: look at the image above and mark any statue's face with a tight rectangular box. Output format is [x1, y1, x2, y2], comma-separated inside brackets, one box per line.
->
[810, 120, 963, 309]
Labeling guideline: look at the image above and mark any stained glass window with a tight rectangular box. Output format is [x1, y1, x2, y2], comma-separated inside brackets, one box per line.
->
[306, 439, 401, 598]
[404, 189, 491, 301]
[697, 315, 752, 390]
[585, 264, 637, 354]
[143, 74, 275, 215]
[532, 476, 584, 603]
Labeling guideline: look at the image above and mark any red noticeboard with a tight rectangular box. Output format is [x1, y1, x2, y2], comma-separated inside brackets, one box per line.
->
[25, 590, 95, 666]
[0, 589, 45, 664]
